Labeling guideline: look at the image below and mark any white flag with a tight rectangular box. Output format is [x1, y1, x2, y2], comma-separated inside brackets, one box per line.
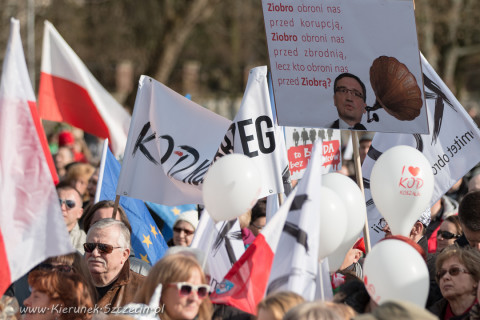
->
[0, 18, 73, 294]
[267, 141, 325, 300]
[214, 66, 286, 197]
[117, 76, 231, 205]
[190, 211, 245, 292]
[362, 54, 480, 246]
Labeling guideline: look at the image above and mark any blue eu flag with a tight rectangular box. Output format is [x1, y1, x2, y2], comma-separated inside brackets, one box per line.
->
[99, 147, 168, 265]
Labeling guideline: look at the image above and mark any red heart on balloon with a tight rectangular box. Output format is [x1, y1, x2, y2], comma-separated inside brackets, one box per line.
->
[174, 151, 184, 157]
[364, 275, 368, 285]
[408, 166, 420, 176]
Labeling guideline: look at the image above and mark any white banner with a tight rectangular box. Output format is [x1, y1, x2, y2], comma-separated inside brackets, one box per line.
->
[284, 127, 342, 180]
[214, 66, 286, 197]
[362, 54, 480, 245]
[263, 0, 427, 134]
[117, 76, 231, 205]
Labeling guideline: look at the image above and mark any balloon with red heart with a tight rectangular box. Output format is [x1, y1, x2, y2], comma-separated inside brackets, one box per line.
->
[370, 145, 434, 236]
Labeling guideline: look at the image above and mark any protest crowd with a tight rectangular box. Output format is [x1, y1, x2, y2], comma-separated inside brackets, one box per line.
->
[3, 5, 480, 320]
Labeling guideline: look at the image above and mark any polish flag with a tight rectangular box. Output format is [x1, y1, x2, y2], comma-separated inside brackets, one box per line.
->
[38, 21, 131, 157]
[209, 186, 295, 314]
[0, 18, 74, 295]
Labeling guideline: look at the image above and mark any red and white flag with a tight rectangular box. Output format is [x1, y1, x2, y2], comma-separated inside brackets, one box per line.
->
[266, 141, 324, 300]
[38, 21, 131, 157]
[209, 188, 294, 314]
[362, 54, 480, 246]
[0, 18, 74, 295]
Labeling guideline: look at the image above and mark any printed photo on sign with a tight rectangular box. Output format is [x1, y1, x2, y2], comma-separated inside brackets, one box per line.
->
[263, 0, 428, 134]
[285, 127, 341, 180]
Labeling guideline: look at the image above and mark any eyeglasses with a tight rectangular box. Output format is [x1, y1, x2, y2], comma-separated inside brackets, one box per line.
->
[437, 230, 461, 240]
[35, 263, 74, 273]
[168, 282, 210, 299]
[335, 86, 364, 100]
[173, 227, 195, 236]
[250, 223, 265, 230]
[436, 266, 470, 282]
[83, 242, 122, 254]
[59, 199, 76, 209]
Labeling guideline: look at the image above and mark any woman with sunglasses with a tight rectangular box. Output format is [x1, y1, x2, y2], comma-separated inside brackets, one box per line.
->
[429, 246, 480, 319]
[134, 253, 212, 320]
[437, 216, 463, 253]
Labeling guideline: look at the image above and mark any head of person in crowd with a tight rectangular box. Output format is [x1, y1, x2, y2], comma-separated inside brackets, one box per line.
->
[458, 190, 480, 249]
[358, 132, 374, 164]
[436, 215, 463, 253]
[172, 210, 198, 247]
[64, 163, 95, 202]
[86, 167, 99, 203]
[134, 254, 212, 320]
[432, 246, 480, 318]
[354, 300, 438, 320]
[24, 270, 94, 320]
[467, 169, 480, 193]
[83, 200, 131, 234]
[34, 252, 97, 301]
[256, 290, 305, 320]
[84, 219, 131, 287]
[380, 208, 431, 251]
[283, 300, 349, 320]
[56, 183, 84, 233]
[0, 295, 19, 320]
[333, 73, 367, 128]
[248, 198, 267, 237]
[54, 146, 74, 179]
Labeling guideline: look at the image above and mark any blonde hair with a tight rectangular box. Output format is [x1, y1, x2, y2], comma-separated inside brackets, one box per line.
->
[435, 246, 480, 283]
[283, 301, 344, 320]
[257, 291, 305, 320]
[134, 254, 212, 320]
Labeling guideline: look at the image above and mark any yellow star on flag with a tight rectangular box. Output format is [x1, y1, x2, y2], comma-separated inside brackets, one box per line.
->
[150, 224, 158, 238]
[172, 207, 181, 215]
[142, 234, 153, 249]
[140, 253, 150, 264]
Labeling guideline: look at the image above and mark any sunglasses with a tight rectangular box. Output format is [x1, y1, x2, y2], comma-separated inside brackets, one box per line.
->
[168, 282, 210, 299]
[35, 263, 73, 273]
[83, 242, 122, 254]
[59, 199, 76, 209]
[436, 266, 470, 282]
[173, 227, 195, 236]
[437, 230, 461, 240]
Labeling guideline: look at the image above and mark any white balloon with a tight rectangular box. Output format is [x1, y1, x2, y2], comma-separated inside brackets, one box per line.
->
[322, 173, 366, 271]
[318, 186, 348, 260]
[370, 145, 434, 236]
[363, 239, 429, 307]
[202, 154, 262, 222]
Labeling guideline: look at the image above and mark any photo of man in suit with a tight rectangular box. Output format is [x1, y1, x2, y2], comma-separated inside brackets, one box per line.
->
[329, 73, 367, 130]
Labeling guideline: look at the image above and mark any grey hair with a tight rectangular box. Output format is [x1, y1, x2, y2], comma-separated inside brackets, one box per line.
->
[88, 218, 131, 250]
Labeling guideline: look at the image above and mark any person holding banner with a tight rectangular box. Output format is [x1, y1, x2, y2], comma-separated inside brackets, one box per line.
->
[329, 73, 368, 130]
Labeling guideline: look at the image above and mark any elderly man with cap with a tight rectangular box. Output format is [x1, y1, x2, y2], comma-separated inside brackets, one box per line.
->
[168, 210, 199, 247]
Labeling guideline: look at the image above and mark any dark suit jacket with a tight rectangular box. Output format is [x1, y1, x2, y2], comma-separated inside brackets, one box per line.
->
[329, 119, 367, 130]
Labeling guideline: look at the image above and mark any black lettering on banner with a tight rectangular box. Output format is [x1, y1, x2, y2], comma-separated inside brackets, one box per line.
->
[160, 135, 174, 164]
[255, 116, 275, 154]
[237, 119, 257, 157]
[167, 145, 199, 177]
[133, 122, 159, 165]
[183, 159, 211, 185]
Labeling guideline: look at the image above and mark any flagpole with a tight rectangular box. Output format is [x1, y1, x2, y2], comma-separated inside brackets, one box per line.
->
[351, 131, 372, 254]
[112, 195, 120, 219]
